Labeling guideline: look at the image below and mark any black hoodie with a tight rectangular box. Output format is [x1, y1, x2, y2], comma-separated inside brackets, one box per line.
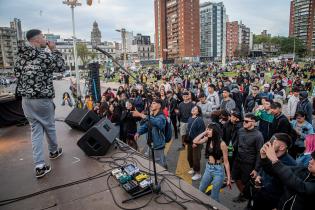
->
[261, 158, 315, 210]
[235, 127, 264, 171]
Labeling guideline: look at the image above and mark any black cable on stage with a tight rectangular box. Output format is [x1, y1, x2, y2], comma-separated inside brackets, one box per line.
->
[0, 167, 114, 206]
[110, 142, 218, 210]
[0, 139, 219, 210]
[106, 174, 155, 210]
[105, 152, 216, 209]
[111, 140, 217, 209]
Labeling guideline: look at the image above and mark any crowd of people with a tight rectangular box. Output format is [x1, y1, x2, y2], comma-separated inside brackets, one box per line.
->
[16, 29, 314, 210]
[63, 60, 315, 209]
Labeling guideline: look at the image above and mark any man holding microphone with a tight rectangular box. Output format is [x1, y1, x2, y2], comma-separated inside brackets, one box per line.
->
[14, 29, 66, 178]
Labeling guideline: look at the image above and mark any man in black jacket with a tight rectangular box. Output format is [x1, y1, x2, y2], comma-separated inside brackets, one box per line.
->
[270, 102, 292, 136]
[261, 143, 315, 210]
[232, 113, 264, 202]
[252, 133, 296, 210]
[244, 85, 261, 113]
[222, 109, 242, 169]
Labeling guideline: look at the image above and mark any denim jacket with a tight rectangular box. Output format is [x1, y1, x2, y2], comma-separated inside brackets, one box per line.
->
[137, 112, 166, 150]
[296, 153, 312, 167]
[290, 120, 314, 147]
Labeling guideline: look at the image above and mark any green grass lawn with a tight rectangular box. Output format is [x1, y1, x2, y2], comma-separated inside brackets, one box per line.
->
[222, 72, 238, 77]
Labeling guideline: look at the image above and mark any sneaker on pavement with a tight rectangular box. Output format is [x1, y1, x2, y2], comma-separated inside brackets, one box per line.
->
[188, 169, 195, 175]
[49, 148, 63, 159]
[232, 193, 247, 203]
[35, 164, 51, 178]
[192, 173, 202, 181]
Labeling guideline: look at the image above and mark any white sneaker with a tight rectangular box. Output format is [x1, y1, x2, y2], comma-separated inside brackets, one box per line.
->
[188, 169, 195, 175]
[191, 173, 202, 181]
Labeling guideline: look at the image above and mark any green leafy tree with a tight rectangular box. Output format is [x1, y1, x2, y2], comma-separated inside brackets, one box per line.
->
[253, 34, 306, 57]
[279, 37, 306, 56]
[76, 43, 92, 68]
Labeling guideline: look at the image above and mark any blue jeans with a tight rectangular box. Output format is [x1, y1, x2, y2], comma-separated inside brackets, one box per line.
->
[199, 163, 225, 202]
[22, 98, 58, 168]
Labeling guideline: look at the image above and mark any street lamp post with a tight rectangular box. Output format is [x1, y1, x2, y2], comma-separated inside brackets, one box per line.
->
[116, 28, 127, 67]
[63, 0, 81, 97]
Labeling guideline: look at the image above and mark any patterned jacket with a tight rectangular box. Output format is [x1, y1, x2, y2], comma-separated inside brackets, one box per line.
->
[14, 45, 65, 99]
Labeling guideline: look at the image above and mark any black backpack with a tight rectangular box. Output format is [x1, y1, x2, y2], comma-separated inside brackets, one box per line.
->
[158, 114, 173, 143]
[164, 117, 173, 143]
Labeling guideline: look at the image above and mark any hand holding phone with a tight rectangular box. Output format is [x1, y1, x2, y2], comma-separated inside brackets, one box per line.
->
[47, 41, 56, 51]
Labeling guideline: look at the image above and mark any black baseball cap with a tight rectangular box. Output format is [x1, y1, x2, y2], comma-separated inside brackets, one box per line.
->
[230, 109, 242, 120]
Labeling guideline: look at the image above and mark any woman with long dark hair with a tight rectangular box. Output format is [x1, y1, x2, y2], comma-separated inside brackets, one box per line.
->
[61, 92, 73, 107]
[187, 105, 205, 181]
[193, 123, 232, 202]
[120, 100, 141, 150]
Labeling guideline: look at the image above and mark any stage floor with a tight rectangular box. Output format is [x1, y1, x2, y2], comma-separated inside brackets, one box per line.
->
[0, 119, 228, 210]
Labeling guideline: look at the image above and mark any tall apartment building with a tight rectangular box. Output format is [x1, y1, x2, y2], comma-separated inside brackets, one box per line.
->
[289, 1, 295, 36]
[226, 21, 239, 59]
[0, 27, 18, 69]
[200, 1, 226, 60]
[289, 0, 315, 50]
[154, 0, 200, 61]
[239, 21, 251, 54]
[226, 21, 251, 58]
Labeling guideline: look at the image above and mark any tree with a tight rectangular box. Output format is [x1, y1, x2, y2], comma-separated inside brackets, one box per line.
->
[279, 37, 306, 57]
[253, 34, 307, 57]
[76, 43, 92, 68]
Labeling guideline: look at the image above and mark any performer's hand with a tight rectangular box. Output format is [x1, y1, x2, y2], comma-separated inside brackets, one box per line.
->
[47, 41, 56, 51]
[134, 133, 140, 141]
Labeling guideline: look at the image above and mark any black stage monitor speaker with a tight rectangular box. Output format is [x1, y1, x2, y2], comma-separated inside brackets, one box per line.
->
[77, 118, 119, 156]
[65, 108, 100, 131]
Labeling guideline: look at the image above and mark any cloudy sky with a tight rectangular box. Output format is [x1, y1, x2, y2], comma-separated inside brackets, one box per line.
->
[0, 0, 291, 42]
